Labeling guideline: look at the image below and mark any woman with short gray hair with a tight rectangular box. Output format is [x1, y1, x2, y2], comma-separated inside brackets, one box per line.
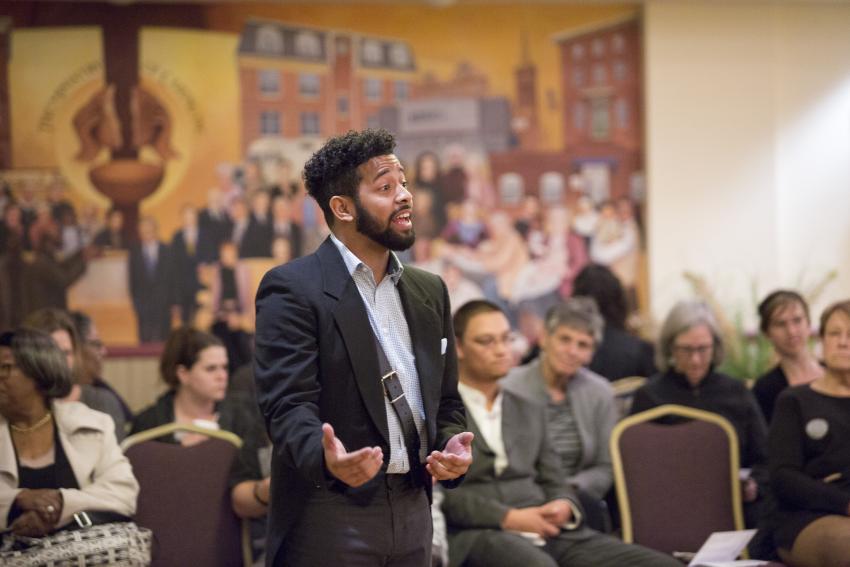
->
[503, 297, 618, 531]
[630, 300, 768, 529]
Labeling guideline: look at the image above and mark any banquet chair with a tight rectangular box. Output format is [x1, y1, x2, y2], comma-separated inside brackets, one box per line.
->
[122, 423, 251, 567]
[610, 404, 745, 556]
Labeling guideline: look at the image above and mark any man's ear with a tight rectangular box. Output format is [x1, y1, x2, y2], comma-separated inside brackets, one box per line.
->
[455, 338, 464, 361]
[329, 195, 355, 223]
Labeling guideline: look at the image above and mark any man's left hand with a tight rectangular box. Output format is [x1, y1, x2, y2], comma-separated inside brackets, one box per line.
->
[425, 431, 474, 481]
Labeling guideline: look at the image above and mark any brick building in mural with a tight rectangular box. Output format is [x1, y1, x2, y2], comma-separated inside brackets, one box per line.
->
[490, 14, 643, 207]
[237, 19, 417, 153]
[555, 14, 642, 204]
[377, 62, 513, 163]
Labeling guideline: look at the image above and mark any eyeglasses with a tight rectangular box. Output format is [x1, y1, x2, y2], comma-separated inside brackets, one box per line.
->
[470, 333, 519, 349]
[672, 344, 713, 358]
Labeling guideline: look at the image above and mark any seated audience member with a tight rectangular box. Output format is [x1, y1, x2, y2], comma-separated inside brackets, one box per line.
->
[70, 310, 133, 421]
[130, 327, 269, 560]
[767, 300, 850, 567]
[130, 326, 262, 445]
[443, 300, 680, 567]
[572, 263, 655, 381]
[753, 290, 823, 423]
[221, 354, 272, 567]
[630, 300, 769, 527]
[0, 329, 138, 536]
[502, 298, 617, 528]
[24, 308, 126, 440]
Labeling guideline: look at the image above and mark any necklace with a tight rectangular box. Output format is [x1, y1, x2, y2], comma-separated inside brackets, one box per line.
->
[10, 411, 53, 433]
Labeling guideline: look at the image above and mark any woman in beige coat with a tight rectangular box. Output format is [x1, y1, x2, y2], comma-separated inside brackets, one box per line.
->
[0, 328, 138, 536]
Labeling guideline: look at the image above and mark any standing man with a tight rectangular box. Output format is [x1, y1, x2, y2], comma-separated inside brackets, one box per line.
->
[444, 299, 680, 567]
[254, 129, 473, 567]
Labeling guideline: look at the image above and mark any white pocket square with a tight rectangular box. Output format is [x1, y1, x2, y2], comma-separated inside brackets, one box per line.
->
[440, 337, 447, 355]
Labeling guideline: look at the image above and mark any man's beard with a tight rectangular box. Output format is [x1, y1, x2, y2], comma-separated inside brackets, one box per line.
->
[354, 198, 415, 251]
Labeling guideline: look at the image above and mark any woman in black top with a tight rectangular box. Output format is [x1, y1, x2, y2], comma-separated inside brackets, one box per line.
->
[768, 300, 850, 567]
[630, 300, 768, 527]
[752, 290, 822, 423]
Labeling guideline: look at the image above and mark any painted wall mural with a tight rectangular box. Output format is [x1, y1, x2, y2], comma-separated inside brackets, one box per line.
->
[0, 3, 645, 348]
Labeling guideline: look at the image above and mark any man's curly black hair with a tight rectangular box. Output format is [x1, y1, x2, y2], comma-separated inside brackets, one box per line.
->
[303, 129, 397, 226]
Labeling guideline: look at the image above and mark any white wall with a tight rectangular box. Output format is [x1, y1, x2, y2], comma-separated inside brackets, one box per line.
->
[645, 1, 850, 328]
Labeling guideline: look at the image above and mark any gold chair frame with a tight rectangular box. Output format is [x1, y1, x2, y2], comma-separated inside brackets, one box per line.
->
[610, 404, 745, 546]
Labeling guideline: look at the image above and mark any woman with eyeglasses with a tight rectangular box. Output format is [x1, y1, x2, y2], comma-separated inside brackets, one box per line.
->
[630, 300, 769, 528]
[767, 300, 850, 567]
[0, 329, 138, 537]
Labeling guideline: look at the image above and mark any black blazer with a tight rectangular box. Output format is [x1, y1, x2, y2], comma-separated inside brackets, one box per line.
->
[254, 237, 467, 565]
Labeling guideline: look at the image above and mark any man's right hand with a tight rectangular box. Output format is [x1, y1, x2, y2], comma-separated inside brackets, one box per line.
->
[501, 506, 561, 538]
[321, 423, 383, 487]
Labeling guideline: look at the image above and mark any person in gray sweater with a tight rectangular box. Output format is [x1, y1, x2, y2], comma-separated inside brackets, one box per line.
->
[502, 298, 616, 507]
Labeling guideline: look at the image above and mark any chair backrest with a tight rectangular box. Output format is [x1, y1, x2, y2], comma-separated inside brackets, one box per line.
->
[610, 375, 647, 418]
[610, 404, 744, 555]
[122, 423, 249, 567]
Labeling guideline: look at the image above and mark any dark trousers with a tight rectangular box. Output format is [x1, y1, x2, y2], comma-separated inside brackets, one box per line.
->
[282, 473, 433, 567]
[463, 530, 682, 567]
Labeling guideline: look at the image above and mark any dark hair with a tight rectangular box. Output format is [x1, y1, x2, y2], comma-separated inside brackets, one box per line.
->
[819, 300, 850, 338]
[573, 263, 627, 329]
[70, 310, 94, 343]
[758, 290, 809, 334]
[160, 327, 224, 389]
[24, 308, 84, 382]
[453, 300, 505, 341]
[5, 328, 73, 399]
[302, 129, 396, 227]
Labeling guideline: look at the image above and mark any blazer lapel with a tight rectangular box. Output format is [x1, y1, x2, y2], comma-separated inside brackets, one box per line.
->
[318, 239, 390, 447]
[397, 272, 442, 445]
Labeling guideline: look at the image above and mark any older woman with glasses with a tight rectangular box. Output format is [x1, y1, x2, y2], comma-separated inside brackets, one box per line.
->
[0, 329, 138, 537]
[767, 300, 850, 567]
[629, 300, 769, 528]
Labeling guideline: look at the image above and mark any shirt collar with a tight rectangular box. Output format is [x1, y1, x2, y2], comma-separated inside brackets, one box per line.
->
[329, 232, 404, 284]
[458, 382, 503, 413]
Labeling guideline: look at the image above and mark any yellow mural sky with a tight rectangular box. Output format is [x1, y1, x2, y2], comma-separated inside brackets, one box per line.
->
[206, 2, 639, 150]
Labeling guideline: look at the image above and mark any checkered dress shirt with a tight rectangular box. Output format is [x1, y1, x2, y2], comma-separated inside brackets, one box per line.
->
[330, 234, 427, 473]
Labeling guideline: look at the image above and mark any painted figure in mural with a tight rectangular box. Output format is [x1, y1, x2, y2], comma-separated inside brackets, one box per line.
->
[127, 216, 172, 343]
[270, 194, 303, 259]
[254, 128, 472, 566]
[93, 208, 127, 251]
[169, 204, 205, 326]
[198, 186, 232, 264]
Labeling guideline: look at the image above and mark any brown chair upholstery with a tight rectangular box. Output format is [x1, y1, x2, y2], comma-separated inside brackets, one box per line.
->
[122, 424, 248, 567]
[610, 404, 745, 556]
